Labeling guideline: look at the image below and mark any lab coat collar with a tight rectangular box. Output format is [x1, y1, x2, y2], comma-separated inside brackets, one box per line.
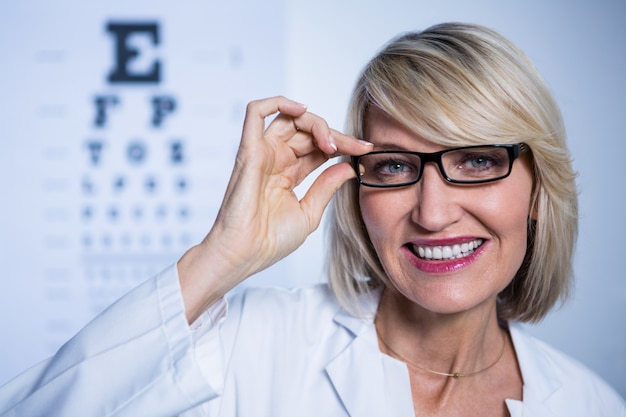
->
[330, 286, 380, 336]
[509, 323, 563, 416]
[326, 287, 414, 416]
[326, 290, 566, 416]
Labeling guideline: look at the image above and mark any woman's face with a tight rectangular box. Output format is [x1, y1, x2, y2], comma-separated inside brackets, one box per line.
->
[359, 108, 534, 315]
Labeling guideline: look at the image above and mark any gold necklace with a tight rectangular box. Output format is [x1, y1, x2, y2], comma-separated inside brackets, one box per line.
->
[376, 327, 507, 379]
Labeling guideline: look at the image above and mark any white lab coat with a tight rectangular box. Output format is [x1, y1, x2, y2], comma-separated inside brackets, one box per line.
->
[1, 264, 624, 416]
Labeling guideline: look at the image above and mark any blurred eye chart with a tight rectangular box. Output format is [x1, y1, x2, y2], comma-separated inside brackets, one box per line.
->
[0, 1, 284, 383]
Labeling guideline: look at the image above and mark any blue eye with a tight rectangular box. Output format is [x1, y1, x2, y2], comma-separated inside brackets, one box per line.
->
[448, 150, 507, 179]
[358, 154, 421, 185]
[382, 161, 410, 174]
[373, 158, 417, 177]
[469, 157, 493, 169]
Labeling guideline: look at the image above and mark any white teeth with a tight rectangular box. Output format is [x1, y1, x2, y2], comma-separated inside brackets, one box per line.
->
[413, 239, 484, 260]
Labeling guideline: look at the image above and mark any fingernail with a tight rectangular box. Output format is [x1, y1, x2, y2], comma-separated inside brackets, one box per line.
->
[296, 101, 308, 109]
[328, 134, 338, 152]
[358, 139, 374, 146]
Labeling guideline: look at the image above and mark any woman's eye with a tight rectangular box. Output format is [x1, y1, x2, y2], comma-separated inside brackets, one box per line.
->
[469, 157, 493, 169]
[385, 162, 409, 173]
[375, 160, 412, 174]
[458, 153, 502, 171]
[443, 148, 510, 180]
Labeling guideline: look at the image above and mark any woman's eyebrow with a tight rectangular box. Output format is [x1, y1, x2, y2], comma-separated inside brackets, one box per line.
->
[370, 142, 412, 151]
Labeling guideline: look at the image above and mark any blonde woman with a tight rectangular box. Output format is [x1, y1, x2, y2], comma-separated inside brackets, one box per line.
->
[1, 23, 624, 417]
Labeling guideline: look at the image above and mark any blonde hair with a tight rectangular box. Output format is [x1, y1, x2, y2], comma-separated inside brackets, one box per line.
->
[327, 22, 578, 322]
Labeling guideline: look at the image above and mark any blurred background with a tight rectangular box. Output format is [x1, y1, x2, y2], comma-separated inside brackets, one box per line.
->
[1, 0, 624, 398]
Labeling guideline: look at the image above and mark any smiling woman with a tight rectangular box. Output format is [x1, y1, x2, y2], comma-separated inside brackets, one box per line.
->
[328, 23, 623, 415]
[357, 106, 534, 321]
[331, 24, 575, 323]
[0, 22, 624, 417]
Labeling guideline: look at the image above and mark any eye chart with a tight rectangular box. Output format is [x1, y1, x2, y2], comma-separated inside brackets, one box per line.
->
[0, 0, 285, 383]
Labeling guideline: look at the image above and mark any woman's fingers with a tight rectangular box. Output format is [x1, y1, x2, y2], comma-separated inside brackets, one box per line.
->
[299, 161, 357, 230]
[241, 98, 373, 190]
[241, 97, 308, 145]
[216, 97, 372, 266]
[284, 128, 373, 160]
[291, 113, 337, 154]
[241, 96, 374, 163]
[288, 112, 373, 156]
[329, 129, 374, 156]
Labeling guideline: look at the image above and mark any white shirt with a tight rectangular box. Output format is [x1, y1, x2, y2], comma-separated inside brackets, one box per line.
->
[1, 264, 624, 416]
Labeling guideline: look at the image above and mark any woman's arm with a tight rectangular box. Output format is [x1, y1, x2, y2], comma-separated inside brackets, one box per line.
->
[0, 266, 215, 417]
[0, 96, 372, 415]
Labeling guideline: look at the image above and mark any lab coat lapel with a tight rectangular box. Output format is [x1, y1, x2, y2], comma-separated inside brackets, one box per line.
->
[509, 324, 563, 416]
[326, 327, 387, 416]
[325, 292, 414, 417]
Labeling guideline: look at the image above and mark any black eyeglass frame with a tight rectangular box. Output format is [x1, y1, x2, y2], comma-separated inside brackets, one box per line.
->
[352, 143, 528, 188]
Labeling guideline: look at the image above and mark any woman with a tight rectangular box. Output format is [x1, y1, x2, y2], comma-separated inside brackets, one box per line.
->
[1, 23, 624, 416]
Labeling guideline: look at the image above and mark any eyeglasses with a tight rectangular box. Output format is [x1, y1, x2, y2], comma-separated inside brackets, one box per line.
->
[352, 143, 528, 188]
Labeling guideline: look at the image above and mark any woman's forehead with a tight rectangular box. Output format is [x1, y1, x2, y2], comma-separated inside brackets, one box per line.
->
[364, 106, 445, 151]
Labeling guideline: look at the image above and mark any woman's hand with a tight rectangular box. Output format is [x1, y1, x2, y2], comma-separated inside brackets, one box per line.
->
[178, 96, 372, 322]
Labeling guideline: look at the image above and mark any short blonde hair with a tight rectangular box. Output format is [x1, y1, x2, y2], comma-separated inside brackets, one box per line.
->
[327, 22, 578, 322]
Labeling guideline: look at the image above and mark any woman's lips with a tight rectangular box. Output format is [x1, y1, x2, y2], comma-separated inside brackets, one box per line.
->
[410, 239, 484, 260]
[402, 238, 486, 274]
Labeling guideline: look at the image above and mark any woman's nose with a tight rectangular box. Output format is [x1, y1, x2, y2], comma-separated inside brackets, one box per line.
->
[411, 163, 463, 232]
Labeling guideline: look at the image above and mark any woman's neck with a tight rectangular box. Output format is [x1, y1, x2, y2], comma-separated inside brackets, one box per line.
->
[375, 286, 505, 377]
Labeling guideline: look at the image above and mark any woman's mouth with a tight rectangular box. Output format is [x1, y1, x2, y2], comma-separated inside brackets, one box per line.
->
[408, 239, 485, 261]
